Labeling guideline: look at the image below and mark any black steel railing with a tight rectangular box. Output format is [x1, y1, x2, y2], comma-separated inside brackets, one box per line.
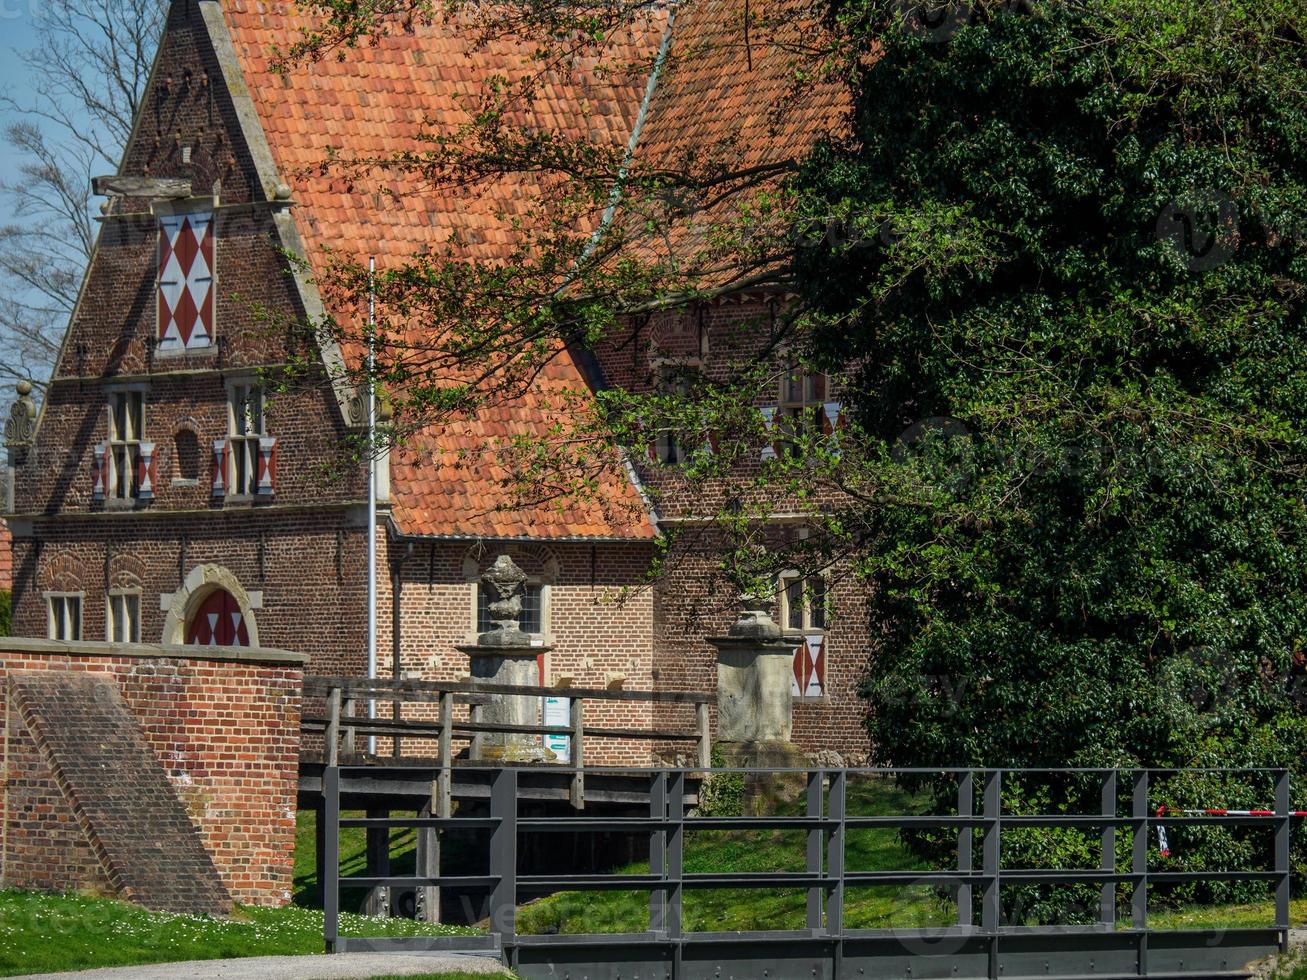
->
[320, 766, 1298, 979]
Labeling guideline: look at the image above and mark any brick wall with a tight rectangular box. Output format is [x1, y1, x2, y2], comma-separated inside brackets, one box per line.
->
[377, 536, 664, 766]
[0, 638, 305, 906]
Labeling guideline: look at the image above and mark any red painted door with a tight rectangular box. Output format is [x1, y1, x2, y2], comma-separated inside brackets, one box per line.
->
[185, 589, 250, 646]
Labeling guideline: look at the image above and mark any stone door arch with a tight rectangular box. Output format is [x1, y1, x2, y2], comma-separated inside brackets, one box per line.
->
[163, 564, 260, 647]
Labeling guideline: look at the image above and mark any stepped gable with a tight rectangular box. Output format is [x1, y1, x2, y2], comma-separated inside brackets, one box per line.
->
[7, 671, 233, 916]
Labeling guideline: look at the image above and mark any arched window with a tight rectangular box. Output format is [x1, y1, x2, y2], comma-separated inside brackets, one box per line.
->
[185, 588, 251, 646]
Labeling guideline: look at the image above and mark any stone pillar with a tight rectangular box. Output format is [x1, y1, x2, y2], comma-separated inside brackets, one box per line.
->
[707, 593, 804, 768]
[457, 555, 551, 762]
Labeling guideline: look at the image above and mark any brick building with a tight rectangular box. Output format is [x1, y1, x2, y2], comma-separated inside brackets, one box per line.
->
[2, 0, 871, 758]
[0, 519, 11, 595]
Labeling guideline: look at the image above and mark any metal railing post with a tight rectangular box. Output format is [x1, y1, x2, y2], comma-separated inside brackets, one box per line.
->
[490, 767, 518, 947]
[1275, 770, 1291, 949]
[1132, 770, 1149, 977]
[982, 769, 1002, 980]
[1101, 770, 1118, 929]
[668, 769, 685, 978]
[807, 768, 824, 930]
[570, 698, 586, 810]
[958, 770, 974, 928]
[826, 768, 845, 937]
[323, 765, 341, 953]
[650, 770, 668, 934]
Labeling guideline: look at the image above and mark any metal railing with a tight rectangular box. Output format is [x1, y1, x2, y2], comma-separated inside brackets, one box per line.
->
[302, 675, 712, 809]
[321, 765, 1297, 979]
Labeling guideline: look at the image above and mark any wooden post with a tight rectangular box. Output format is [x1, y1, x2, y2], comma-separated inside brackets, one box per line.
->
[417, 786, 440, 924]
[569, 697, 585, 810]
[343, 697, 357, 757]
[696, 701, 711, 770]
[325, 687, 342, 767]
[438, 691, 454, 818]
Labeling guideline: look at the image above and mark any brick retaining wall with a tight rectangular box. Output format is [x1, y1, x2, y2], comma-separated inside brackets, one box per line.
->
[0, 638, 305, 907]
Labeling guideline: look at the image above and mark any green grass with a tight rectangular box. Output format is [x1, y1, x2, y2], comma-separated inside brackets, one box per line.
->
[517, 773, 955, 935]
[0, 890, 476, 977]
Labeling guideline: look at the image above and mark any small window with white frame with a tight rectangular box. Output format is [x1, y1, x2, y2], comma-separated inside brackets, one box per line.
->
[228, 381, 265, 497]
[47, 594, 83, 641]
[107, 592, 142, 643]
[778, 369, 826, 458]
[475, 582, 547, 638]
[780, 572, 827, 632]
[780, 572, 828, 699]
[108, 390, 145, 499]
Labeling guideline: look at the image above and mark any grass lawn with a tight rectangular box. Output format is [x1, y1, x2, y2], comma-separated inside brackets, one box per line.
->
[517, 773, 955, 934]
[0, 890, 477, 977]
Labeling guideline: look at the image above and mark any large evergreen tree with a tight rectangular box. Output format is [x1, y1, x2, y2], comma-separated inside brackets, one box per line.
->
[792, 0, 1307, 778]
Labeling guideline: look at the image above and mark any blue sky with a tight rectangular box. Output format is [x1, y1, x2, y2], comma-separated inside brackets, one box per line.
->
[0, 1, 109, 213]
[0, 5, 61, 182]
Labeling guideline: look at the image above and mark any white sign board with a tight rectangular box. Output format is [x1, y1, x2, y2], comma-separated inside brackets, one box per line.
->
[543, 695, 571, 763]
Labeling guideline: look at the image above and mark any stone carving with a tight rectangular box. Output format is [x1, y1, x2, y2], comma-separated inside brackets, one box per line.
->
[478, 554, 531, 648]
[4, 380, 37, 449]
[727, 592, 783, 641]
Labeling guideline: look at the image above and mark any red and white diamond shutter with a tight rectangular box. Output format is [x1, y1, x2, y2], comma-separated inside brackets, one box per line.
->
[791, 633, 826, 698]
[185, 588, 249, 646]
[158, 211, 214, 351]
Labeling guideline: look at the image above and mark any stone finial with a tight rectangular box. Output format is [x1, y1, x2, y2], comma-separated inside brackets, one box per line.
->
[4, 380, 37, 449]
[726, 591, 783, 641]
[477, 554, 531, 648]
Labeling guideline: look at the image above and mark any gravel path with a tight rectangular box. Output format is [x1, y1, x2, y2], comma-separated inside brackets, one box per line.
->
[14, 953, 509, 979]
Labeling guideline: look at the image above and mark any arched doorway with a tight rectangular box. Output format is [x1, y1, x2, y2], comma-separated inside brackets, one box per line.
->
[185, 588, 251, 646]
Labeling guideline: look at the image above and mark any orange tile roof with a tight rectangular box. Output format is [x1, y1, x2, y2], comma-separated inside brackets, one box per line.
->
[221, 0, 845, 539]
[0, 518, 11, 592]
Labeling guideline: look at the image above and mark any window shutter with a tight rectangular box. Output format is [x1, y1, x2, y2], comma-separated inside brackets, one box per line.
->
[211, 439, 228, 498]
[91, 442, 107, 502]
[136, 442, 157, 500]
[792, 634, 826, 698]
[158, 211, 214, 351]
[759, 405, 778, 461]
[256, 436, 277, 497]
[821, 401, 842, 435]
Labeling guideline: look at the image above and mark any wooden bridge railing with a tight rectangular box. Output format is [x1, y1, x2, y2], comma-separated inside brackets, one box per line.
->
[301, 675, 712, 809]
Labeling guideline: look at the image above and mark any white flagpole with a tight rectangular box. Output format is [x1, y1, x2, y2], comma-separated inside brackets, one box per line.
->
[366, 256, 378, 755]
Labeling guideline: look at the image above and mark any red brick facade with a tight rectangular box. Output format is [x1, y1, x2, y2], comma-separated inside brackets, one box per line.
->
[1, 0, 873, 770]
[0, 638, 304, 906]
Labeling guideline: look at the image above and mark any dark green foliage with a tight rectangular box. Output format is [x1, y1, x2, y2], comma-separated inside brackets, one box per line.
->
[793, 0, 1307, 912]
[0, 591, 9, 637]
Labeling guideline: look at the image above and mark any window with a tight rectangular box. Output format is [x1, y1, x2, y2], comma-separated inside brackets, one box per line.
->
[228, 383, 265, 496]
[477, 582, 545, 636]
[782, 573, 827, 699]
[781, 573, 827, 632]
[778, 369, 826, 457]
[174, 429, 200, 482]
[653, 364, 700, 466]
[108, 390, 144, 499]
[48, 595, 83, 641]
[107, 593, 141, 643]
